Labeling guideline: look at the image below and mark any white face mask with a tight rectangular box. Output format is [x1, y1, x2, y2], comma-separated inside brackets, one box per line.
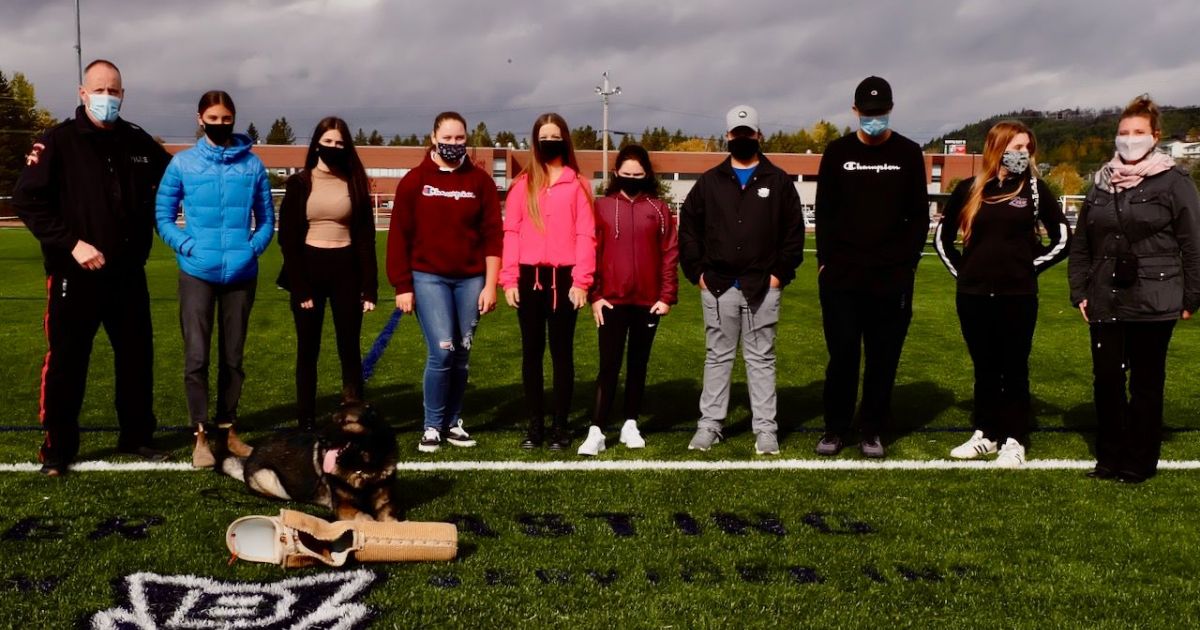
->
[1115, 134, 1155, 162]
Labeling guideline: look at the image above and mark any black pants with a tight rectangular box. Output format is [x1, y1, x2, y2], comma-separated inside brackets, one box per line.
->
[592, 304, 660, 429]
[956, 293, 1038, 444]
[517, 265, 579, 428]
[292, 245, 364, 423]
[179, 271, 256, 428]
[1089, 320, 1176, 479]
[819, 285, 913, 437]
[39, 265, 156, 465]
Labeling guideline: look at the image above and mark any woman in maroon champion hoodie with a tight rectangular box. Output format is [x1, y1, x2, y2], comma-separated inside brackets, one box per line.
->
[387, 112, 502, 454]
[578, 145, 679, 456]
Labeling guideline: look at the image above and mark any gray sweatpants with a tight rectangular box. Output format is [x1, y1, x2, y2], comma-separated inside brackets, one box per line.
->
[698, 287, 781, 433]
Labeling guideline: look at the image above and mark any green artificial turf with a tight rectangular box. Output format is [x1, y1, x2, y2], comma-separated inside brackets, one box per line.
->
[1, 229, 1200, 627]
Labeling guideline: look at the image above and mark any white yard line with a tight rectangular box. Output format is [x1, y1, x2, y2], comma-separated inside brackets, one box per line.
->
[3, 459, 1200, 473]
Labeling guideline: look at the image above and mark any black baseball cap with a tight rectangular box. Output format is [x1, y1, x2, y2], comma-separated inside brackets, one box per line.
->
[854, 76, 893, 114]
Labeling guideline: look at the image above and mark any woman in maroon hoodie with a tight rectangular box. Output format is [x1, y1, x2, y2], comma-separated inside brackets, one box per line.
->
[387, 112, 502, 453]
[578, 145, 678, 456]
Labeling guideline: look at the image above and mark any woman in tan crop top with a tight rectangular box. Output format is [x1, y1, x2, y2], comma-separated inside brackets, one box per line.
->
[277, 117, 378, 429]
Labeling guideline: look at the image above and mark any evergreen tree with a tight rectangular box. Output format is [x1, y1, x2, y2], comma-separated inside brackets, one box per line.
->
[246, 122, 260, 144]
[265, 117, 296, 144]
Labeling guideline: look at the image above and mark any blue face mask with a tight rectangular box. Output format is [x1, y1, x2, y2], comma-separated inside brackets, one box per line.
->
[86, 93, 121, 124]
[859, 114, 889, 137]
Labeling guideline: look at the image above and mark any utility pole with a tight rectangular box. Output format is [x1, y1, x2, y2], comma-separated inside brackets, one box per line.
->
[595, 71, 621, 179]
[75, 0, 83, 87]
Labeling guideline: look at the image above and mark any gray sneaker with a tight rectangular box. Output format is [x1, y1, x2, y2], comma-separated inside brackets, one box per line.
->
[815, 433, 843, 456]
[860, 435, 886, 459]
[688, 427, 723, 451]
[755, 431, 780, 456]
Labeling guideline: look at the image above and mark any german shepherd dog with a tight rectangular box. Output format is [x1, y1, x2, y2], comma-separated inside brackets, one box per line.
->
[215, 401, 399, 521]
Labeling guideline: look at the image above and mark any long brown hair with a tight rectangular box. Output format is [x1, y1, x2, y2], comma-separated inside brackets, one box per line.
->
[960, 120, 1039, 244]
[522, 112, 590, 231]
[302, 116, 371, 212]
[1120, 94, 1160, 133]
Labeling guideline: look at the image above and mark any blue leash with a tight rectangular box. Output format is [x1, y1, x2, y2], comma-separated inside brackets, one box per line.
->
[362, 308, 402, 383]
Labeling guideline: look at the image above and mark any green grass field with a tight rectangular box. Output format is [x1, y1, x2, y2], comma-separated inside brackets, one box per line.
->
[1, 228, 1200, 627]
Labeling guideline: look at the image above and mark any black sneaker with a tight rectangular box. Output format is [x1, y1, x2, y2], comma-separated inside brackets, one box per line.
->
[548, 427, 571, 451]
[814, 433, 843, 456]
[860, 435, 886, 459]
[521, 427, 544, 449]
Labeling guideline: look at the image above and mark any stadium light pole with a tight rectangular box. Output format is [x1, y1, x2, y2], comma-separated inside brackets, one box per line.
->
[595, 72, 621, 179]
[75, 0, 83, 89]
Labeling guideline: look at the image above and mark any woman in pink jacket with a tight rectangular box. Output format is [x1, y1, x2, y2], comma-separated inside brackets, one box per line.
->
[502, 112, 596, 450]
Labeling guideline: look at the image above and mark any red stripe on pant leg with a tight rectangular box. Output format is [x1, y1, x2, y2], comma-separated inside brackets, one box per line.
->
[39, 275, 53, 457]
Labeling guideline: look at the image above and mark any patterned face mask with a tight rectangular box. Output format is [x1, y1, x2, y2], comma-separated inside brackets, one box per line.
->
[437, 142, 468, 164]
[859, 114, 889, 137]
[1001, 150, 1029, 175]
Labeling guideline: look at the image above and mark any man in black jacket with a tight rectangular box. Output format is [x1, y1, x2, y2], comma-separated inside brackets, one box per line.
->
[814, 76, 929, 458]
[13, 59, 172, 475]
[678, 105, 805, 455]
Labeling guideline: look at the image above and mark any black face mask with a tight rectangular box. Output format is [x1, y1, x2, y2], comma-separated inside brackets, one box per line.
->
[728, 136, 759, 162]
[317, 144, 349, 172]
[614, 176, 649, 197]
[538, 139, 566, 161]
[204, 123, 234, 146]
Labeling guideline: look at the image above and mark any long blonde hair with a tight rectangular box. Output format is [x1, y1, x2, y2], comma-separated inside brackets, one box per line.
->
[960, 120, 1040, 244]
[521, 112, 591, 231]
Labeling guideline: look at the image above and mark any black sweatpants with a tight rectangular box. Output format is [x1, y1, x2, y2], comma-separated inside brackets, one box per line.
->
[291, 245, 364, 423]
[39, 265, 156, 465]
[592, 304, 660, 429]
[517, 265, 579, 428]
[1089, 320, 1176, 479]
[956, 293, 1038, 444]
[819, 284, 913, 438]
[179, 271, 256, 429]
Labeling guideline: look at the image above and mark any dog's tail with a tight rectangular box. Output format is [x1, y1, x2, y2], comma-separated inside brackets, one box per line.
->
[210, 427, 246, 482]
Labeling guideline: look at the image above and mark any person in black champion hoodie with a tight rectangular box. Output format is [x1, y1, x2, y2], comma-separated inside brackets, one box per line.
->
[935, 121, 1070, 467]
[814, 76, 929, 459]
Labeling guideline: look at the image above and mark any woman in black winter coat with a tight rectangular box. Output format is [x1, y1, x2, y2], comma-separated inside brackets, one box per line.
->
[1067, 95, 1200, 483]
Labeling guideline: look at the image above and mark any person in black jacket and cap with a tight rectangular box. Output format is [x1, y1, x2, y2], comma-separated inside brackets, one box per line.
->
[12, 59, 172, 475]
[678, 105, 805, 456]
[1068, 94, 1200, 484]
[814, 76, 930, 459]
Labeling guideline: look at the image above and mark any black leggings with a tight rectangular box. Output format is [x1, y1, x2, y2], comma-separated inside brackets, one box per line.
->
[517, 265, 579, 428]
[593, 304, 660, 428]
[1089, 320, 1176, 479]
[292, 245, 363, 423]
[956, 293, 1038, 444]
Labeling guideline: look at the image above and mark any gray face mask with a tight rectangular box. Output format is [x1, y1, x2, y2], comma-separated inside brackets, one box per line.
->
[1001, 150, 1029, 175]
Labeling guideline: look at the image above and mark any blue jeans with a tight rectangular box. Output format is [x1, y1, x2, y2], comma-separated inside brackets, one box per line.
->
[413, 271, 484, 431]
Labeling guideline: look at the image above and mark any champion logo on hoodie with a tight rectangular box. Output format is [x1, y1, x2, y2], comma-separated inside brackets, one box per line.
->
[422, 185, 477, 200]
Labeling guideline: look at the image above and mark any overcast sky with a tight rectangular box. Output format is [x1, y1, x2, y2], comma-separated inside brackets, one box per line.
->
[4, 0, 1200, 145]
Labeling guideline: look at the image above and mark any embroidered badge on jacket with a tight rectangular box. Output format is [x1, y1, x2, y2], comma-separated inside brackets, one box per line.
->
[757, 187, 770, 198]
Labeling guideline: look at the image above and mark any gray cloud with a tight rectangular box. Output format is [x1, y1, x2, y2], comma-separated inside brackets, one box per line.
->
[3, 0, 1199, 144]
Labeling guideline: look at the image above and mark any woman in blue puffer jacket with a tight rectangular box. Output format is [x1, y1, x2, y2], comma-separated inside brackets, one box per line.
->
[156, 90, 274, 468]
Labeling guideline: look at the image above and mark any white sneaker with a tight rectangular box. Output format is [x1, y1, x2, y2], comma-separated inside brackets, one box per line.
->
[445, 419, 477, 447]
[994, 438, 1026, 468]
[577, 426, 606, 456]
[950, 430, 998, 459]
[619, 419, 645, 449]
[418, 427, 441, 453]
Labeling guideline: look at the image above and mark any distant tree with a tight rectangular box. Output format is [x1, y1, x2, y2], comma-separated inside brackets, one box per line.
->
[9, 72, 55, 133]
[617, 133, 636, 149]
[387, 134, 405, 147]
[495, 130, 518, 147]
[1044, 163, 1086, 196]
[404, 133, 423, 146]
[668, 138, 710, 152]
[571, 125, 599, 150]
[353, 128, 369, 145]
[266, 117, 296, 145]
[246, 122, 260, 144]
[469, 122, 492, 147]
[367, 130, 385, 146]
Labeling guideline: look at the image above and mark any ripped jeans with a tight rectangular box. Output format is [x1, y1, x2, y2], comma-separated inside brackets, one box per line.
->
[413, 271, 485, 431]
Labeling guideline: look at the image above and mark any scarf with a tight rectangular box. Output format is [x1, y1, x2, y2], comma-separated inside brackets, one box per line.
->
[1094, 149, 1175, 193]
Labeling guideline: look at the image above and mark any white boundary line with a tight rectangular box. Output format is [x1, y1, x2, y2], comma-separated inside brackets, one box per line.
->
[4, 459, 1200, 473]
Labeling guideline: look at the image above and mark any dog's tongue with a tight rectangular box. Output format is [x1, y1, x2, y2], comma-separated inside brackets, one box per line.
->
[323, 448, 341, 474]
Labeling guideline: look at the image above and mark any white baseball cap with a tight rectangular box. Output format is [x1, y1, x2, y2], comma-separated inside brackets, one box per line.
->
[725, 105, 759, 132]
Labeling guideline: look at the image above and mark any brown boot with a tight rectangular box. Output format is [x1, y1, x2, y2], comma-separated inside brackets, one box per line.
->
[226, 428, 253, 458]
[192, 428, 215, 469]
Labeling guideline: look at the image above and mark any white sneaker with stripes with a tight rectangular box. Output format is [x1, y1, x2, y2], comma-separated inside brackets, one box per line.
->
[994, 438, 1026, 468]
[949, 430, 998, 460]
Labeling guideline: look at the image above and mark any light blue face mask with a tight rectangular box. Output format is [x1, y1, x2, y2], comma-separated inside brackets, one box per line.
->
[86, 93, 121, 124]
[859, 114, 889, 137]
